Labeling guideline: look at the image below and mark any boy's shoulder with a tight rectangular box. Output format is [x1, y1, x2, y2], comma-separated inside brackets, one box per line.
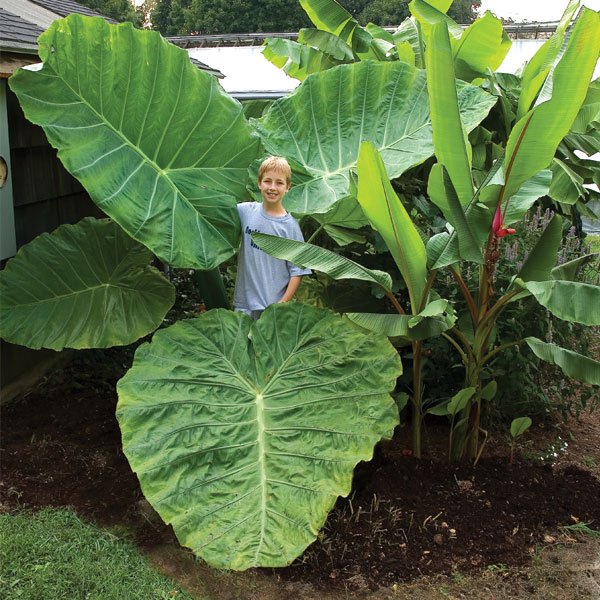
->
[237, 201, 260, 212]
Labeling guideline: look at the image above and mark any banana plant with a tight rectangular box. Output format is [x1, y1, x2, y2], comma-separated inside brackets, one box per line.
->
[421, 7, 600, 459]
[262, 0, 510, 84]
[254, 5, 600, 462]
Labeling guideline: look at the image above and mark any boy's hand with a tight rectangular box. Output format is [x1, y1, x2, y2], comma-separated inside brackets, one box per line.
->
[279, 276, 302, 303]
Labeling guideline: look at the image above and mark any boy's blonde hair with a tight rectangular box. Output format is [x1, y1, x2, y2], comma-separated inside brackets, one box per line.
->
[258, 156, 292, 186]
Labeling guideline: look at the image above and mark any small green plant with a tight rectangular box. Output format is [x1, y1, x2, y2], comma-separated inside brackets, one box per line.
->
[509, 416, 532, 465]
[560, 521, 600, 538]
[581, 455, 598, 469]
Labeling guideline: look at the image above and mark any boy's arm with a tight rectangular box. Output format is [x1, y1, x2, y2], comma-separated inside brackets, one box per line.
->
[278, 276, 303, 303]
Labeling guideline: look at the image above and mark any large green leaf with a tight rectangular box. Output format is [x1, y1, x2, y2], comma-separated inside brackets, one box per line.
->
[0, 218, 174, 350]
[503, 8, 600, 204]
[427, 165, 482, 263]
[252, 232, 392, 291]
[409, 0, 463, 39]
[392, 18, 424, 68]
[451, 12, 511, 81]
[357, 142, 427, 311]
[261, 37, 340, 81]
[253, 60, 496, 215]
[426, 21, 474, 207]
[300, 27, 356, 61]
[516, 0, 580, 120]
[519, 279, 600, 325]
[516, 214, 562, 283]
[525, 337, 600, 385]
[116, 304, 401, 569]
[313, 195, 369, 230]
[8, 15, 260, 270]
[548, 158, 586, 205]
[346, 299, 456, 341]
[300, 0, 372, 52]
[479, 168, 552, 226]
[552, 254, 599, 281]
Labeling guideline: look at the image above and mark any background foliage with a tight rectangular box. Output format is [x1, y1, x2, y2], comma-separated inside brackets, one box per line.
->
[145, 0, 480, 36]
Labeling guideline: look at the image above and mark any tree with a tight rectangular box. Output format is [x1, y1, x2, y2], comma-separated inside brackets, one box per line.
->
[356, 0, 409, 25]
[151, 0, 311, 35]
[357, 0, 480, 26]
[448, 0, 481, 24]
[76, 0, 143, 25]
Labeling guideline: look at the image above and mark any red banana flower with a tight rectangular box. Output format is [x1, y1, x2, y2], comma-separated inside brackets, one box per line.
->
[492, 204, 516, 238]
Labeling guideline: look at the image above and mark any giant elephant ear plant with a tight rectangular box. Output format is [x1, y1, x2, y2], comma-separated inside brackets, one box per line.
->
[1, 14, 404, 570]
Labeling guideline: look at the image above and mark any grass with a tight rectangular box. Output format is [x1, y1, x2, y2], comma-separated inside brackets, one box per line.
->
[560, 521, 600, 539]
[0, 508, 199, 600]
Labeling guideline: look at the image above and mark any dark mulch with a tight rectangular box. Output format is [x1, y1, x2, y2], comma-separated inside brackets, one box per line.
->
[2, 347, 600, 593]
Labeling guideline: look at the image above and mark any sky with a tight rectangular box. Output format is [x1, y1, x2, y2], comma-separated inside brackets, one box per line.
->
[479, 0, 600, 22]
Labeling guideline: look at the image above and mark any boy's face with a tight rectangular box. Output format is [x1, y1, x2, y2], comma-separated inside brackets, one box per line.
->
[258, 169, 290, 207]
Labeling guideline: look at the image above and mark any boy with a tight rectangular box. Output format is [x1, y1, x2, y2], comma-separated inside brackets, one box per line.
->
[234, 156, 311, 320]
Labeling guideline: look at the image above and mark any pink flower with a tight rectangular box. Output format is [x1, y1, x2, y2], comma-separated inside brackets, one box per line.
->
[492, 205, 516, 238]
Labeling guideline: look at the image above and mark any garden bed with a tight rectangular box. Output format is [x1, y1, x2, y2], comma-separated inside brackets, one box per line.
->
[1, 346, 599, 599]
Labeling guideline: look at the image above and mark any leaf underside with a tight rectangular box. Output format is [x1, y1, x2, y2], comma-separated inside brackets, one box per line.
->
[0, 218, 175, 350]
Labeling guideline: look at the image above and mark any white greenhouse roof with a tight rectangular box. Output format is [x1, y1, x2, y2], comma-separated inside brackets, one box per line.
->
[188, 46, 299, 98]
[189, 38, 600, 99]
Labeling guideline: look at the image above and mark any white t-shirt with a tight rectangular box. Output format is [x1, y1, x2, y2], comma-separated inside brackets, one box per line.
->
[234, 202, 311, 311]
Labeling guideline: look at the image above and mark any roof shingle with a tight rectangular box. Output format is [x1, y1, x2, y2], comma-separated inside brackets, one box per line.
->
[0, 7, 44, 50]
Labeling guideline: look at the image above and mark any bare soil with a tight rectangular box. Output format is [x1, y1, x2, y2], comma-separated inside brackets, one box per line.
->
[1, 346, 600, 599]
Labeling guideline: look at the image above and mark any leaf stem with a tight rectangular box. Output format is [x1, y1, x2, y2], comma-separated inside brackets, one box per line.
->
[449, 265, 477, 326]
[386, 290, 406, 315]
[481, 340, 522, 366]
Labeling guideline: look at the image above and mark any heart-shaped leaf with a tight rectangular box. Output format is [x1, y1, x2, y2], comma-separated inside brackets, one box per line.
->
[0, 218, 174, 350]
[9, 15, 260, 270]
[116, 304, 401, 570]
[254, 60, 496, 215]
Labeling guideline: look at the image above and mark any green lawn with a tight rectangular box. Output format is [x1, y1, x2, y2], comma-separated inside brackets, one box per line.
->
[0, 508, 199, 600]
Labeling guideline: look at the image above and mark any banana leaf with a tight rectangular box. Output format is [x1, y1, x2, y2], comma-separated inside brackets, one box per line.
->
[9, 15, 260, 270]
[525, 337, 600, 385]
[262, 37, 340, 81]
[252, 232, 392, 291]
[0, 218, 174, 350]
[357, 142, 427, 311]
[299, 28, 355, 61]
[425, 21, 475, 207]
[516, 214, 563, 283]
[451, 12, 511, 82]
[346, 299, 456, 341]
[518, 279, 600, 326]
[548, 158, 586, 205]
[427, 165, 482, 263]
[552, 254, 598, 281]
[516, 0, 580, 119]
[117, 304, 401, 569]
[503, 8, 600, 204]
[409, 0, 463, 38]
[300, 0, 372, 53]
